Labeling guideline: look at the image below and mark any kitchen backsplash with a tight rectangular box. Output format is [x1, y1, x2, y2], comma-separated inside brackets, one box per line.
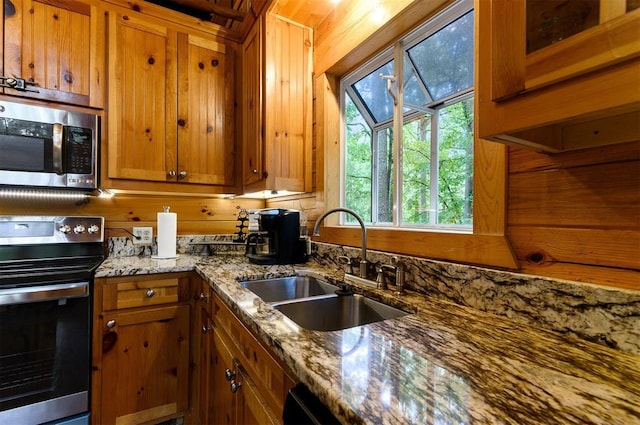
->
[106, 236, 639, 355]
[310, 242, 640, 355]
[108, 234, 246, 257]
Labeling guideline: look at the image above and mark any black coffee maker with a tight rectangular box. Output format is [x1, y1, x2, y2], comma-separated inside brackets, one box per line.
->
[245, 209, 308, 265]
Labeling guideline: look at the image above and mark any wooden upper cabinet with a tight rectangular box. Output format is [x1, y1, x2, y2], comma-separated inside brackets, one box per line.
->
[107, 12, 176, 182]
[2, 0, 105, 107]
[477, 0, 640, 152]
[177, 33, 235, 186]
[106, 10, 236, 192]
[242, 15, 264, 187]
[242, 12, 313, 194]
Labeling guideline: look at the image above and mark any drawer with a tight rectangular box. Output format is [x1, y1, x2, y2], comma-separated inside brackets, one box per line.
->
[103, 277, 181, 310]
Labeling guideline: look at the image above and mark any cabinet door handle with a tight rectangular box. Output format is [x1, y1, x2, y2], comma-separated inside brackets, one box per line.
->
[178, 171, 187, 179]
[230, 380, 242, 393]
[202, 325, 212, 334]
[106, 319, 116, 328]
[167, 170, 176, 178]
[146, 289, 155, 298]
[225, 368, 236, 381]
[199, 292, 208, 301]
[252, 169, 258, 174]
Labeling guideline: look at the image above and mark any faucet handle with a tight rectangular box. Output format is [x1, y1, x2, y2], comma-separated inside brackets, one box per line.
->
[337, 255, 354, 274]
[390, 256, 407, 295]
[376, 264, 388, 290]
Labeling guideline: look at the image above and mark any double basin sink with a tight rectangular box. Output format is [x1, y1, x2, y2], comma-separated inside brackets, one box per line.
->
[240, 275, 410, 331]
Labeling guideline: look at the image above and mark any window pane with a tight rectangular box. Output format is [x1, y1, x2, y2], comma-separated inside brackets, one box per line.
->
[403, 66, 429, 107]
[437, 97, 474, 226]
[402, 115, 432, 225]
[351, 61, 395, 123]
[407, 11, 474, 101]
[375, 127, 394, 223]
[345, 93, 372, 222]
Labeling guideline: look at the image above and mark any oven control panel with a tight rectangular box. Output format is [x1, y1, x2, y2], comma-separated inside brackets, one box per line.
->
[0, 216, 104, 244]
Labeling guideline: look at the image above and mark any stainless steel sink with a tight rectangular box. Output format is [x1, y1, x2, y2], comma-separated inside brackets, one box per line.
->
[273, 294, 409, 331]
[240, 275, 338, 303]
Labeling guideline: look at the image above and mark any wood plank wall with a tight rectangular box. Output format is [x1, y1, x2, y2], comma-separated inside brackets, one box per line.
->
[507, 141, 639, 290]
[0, 195, 264, 240]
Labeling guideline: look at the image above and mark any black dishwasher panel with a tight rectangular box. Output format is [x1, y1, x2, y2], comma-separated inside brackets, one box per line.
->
[282, 383, 341, 425]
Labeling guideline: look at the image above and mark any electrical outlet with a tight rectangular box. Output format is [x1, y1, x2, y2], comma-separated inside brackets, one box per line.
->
[132, 227, 153, 245]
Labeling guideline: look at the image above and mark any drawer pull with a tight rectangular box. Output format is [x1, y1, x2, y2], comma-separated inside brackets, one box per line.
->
[146, 289, 155, 298]
[106, 319, 116, 328]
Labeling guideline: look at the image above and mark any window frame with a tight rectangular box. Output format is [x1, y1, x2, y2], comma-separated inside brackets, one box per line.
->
[314, 0, 518, 270]
[340, 0, 475, 230]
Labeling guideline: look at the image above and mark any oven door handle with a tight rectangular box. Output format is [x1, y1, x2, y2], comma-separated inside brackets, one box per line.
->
[0, 281, 89, 305]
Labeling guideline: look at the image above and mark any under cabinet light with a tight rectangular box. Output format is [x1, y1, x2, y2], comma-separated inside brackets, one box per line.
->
[238, 190, 304, 199]
[97, 188, 115, 199]
[0, 188, 90, 204]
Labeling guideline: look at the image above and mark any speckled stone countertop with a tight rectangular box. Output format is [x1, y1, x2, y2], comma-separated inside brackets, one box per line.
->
[96, 255, 640, 425]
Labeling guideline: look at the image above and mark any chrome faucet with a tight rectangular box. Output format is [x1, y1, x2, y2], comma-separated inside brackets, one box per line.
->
[313, 208, 368, 278]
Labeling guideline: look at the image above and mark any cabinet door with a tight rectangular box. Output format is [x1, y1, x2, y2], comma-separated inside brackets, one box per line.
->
[490, 0, 640, 100]
[242, 15, 264, 187]
[99, 305, 190, 425]
[2, 0, 104, 107]
[177, 33, 235, 186]
[263, 13, 312, 192]
[198, 310, 214, 425]
[107, 12, 178, 182]
[477, 0, 640, 152]
[212, 328, 238, 425]
[236, 368, 280, 425]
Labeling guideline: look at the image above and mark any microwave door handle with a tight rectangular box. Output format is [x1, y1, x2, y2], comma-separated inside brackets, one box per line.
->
[52, 123, 64, 174]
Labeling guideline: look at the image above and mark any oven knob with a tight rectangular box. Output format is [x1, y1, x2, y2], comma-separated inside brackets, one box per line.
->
[74, 225, 86, 234]
[59, 224, 72, 234]
[88, 224, 100, 234]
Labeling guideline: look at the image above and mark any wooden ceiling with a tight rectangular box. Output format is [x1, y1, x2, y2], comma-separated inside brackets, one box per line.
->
[269, 0, 338, 27]
[146, 0, 337, 30]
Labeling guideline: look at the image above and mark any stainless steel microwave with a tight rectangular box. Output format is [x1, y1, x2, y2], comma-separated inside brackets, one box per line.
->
[0, 99, 99, 190]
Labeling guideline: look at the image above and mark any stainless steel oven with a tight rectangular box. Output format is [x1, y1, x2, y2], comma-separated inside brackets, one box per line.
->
[0, 216, 104, 425]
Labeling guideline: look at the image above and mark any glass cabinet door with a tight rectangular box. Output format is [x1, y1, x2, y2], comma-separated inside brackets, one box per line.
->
[526, 0, 639, 54]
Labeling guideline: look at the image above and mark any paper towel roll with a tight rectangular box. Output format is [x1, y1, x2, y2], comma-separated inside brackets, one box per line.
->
[157, 207, 177, 258]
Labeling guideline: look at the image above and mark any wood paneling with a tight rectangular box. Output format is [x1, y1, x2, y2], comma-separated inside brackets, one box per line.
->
[507, 141, 640, 290]
[0, 195, 264, 238]
[314, 0, 454, 75]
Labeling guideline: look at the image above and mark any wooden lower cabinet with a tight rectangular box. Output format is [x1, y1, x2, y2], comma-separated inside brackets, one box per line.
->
[208, 293, 297, 425]
[92, 273, 193, 425]
[93, 275, 295, 425]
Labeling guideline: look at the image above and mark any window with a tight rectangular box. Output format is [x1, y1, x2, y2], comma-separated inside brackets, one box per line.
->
[341, 1, 474, 229]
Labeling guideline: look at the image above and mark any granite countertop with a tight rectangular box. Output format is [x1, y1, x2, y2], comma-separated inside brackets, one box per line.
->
[96, 255, 640, 425]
